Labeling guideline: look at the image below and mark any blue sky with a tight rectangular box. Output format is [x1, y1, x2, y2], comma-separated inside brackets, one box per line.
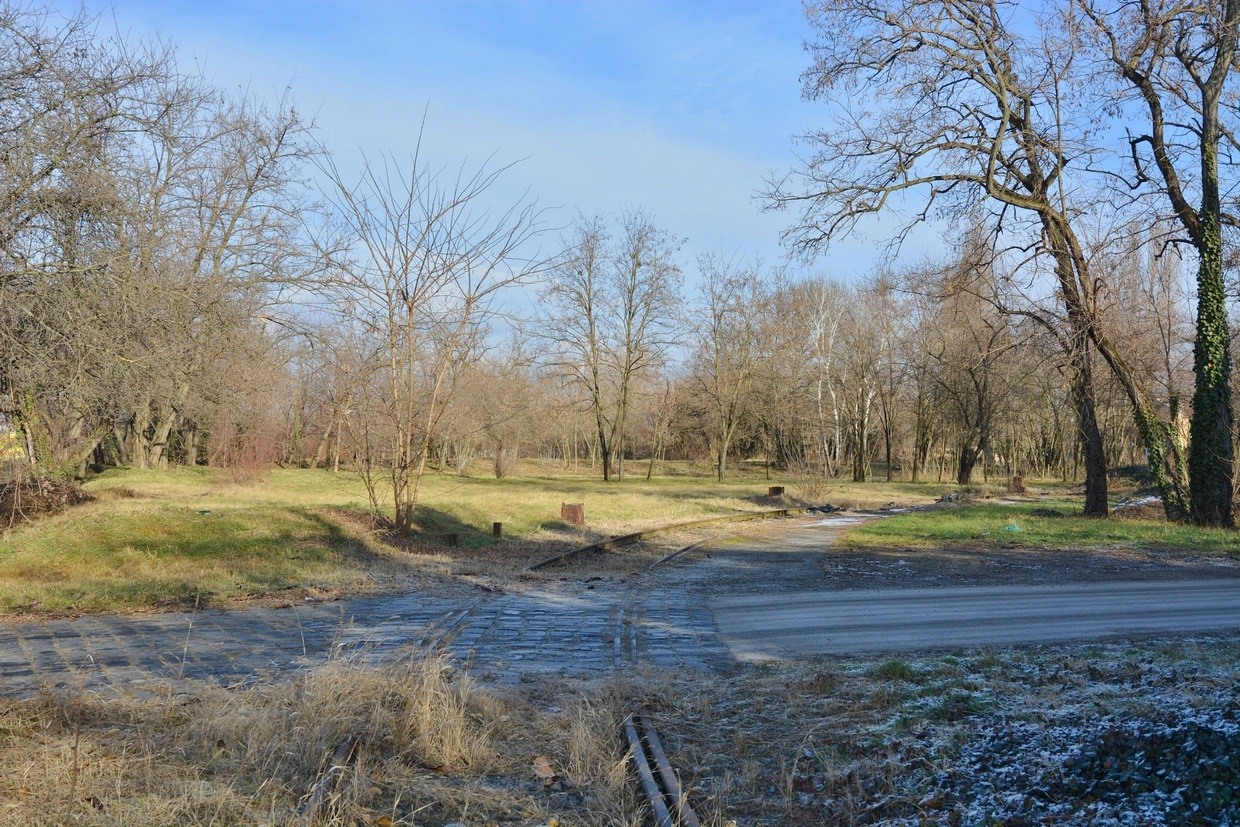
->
[59, 1, 916, 279]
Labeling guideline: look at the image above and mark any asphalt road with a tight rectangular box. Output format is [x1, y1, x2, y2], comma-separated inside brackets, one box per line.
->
[711, 578, 1240, 660]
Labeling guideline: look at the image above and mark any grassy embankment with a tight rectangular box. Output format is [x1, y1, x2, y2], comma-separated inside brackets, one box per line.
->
[0, 463, 958, 616]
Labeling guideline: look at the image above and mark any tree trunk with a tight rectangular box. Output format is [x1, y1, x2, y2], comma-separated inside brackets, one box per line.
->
[1188, 210, 1236, 527]
[183, 421, 199, 467]
[830, 385, 842, 477]
[331, 417, 343, 473]
[1071, 346, 1109, 518]
[956, 444, 978, 486]
[130, 402, 150, 469]
[597, 420, 611, 482]
[884, 424, 894, 483]
[852, 419, 868, 482]
[111, 422, 131, 466]
[146, 405, 176, 469]
[816, 376, 831, 476]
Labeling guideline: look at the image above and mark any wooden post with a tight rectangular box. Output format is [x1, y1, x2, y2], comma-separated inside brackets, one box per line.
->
[492, 521, 503, 539]
[561, 502, 585, 525]
[446, 532, 459, 548]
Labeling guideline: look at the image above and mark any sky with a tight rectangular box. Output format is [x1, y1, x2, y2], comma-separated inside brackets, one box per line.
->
[53, 1, 925, 282]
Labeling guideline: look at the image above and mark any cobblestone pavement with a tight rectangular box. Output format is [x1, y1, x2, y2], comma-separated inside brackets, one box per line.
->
[0, 513, 912, 698]
[0, 537, 763, 698]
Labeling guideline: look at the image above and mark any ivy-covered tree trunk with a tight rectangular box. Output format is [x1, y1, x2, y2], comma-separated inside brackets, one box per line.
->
[1187, 7, 1237, 527]
[1087, 0, 1239, 527]
[1188, 213, 1235, 527]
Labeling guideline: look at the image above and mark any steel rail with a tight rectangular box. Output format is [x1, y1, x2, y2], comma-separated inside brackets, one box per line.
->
[638, 712, 702, 827]
[624, 713, 675, 827]
[613, 538, 711, 826]
[296, 735, 360, 826]
[526, 507, 805, 571]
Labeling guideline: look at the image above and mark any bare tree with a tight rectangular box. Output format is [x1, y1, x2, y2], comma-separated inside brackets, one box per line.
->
[763, 0, 1205, 515]
[803, 278, 848, 477]
[687, 253, 770, 481]
[867, 279, 906, 482]
[113, 80, 312, 470]
[913, 245, 1023, 486]
[319, 146, 549, 532]
[0, 4, 169, 475]
[836, 292, 884, 482]
[541, 212, 682, 481]
[0, 5, 312, 479]
[750, 277, 823, 474]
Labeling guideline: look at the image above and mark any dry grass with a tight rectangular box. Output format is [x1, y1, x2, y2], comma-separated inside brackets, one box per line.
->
[12, 638, 1227, 826]
[0, 653, 642, 826]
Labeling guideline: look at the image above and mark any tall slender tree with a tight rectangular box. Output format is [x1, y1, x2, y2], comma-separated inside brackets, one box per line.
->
[318, 147, 549, 532]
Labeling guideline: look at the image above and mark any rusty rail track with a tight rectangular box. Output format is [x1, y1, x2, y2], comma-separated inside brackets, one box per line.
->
[613, 537, 712, 826]
[526, 507, 805, 571]
[297, 735, 361, 826]
[636, 711, 702, 827]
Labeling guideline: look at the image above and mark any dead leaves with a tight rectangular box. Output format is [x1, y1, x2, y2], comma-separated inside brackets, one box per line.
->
[532, 754, 574, 792]
[532, 754, 555, 785]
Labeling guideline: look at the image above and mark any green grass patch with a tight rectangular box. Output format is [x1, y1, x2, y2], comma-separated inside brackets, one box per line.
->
[841, 500, 1239, 554]
[0, 500, 376, 614]
[872, 658, 919, 682]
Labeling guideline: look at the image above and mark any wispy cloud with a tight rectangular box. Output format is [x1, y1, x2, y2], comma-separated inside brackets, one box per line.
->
[55, 0, 921, 277]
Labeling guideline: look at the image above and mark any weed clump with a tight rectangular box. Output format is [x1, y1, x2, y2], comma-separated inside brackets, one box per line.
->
[872, 658, 917, 682]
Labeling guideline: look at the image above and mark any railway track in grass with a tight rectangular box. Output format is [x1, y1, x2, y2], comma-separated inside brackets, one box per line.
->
[613, 542, 708, 827]
[526, 507, 805, 571]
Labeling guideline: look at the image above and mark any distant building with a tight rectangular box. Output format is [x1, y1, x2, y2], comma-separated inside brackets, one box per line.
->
[0, 421, 25, 461]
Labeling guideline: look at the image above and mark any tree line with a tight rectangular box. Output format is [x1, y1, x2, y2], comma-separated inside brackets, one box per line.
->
[1, 2, 1236, 530]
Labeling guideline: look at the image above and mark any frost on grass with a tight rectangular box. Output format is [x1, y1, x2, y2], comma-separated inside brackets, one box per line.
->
[951, 687, 1239, 826]
[661, 637, 1239, 826]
